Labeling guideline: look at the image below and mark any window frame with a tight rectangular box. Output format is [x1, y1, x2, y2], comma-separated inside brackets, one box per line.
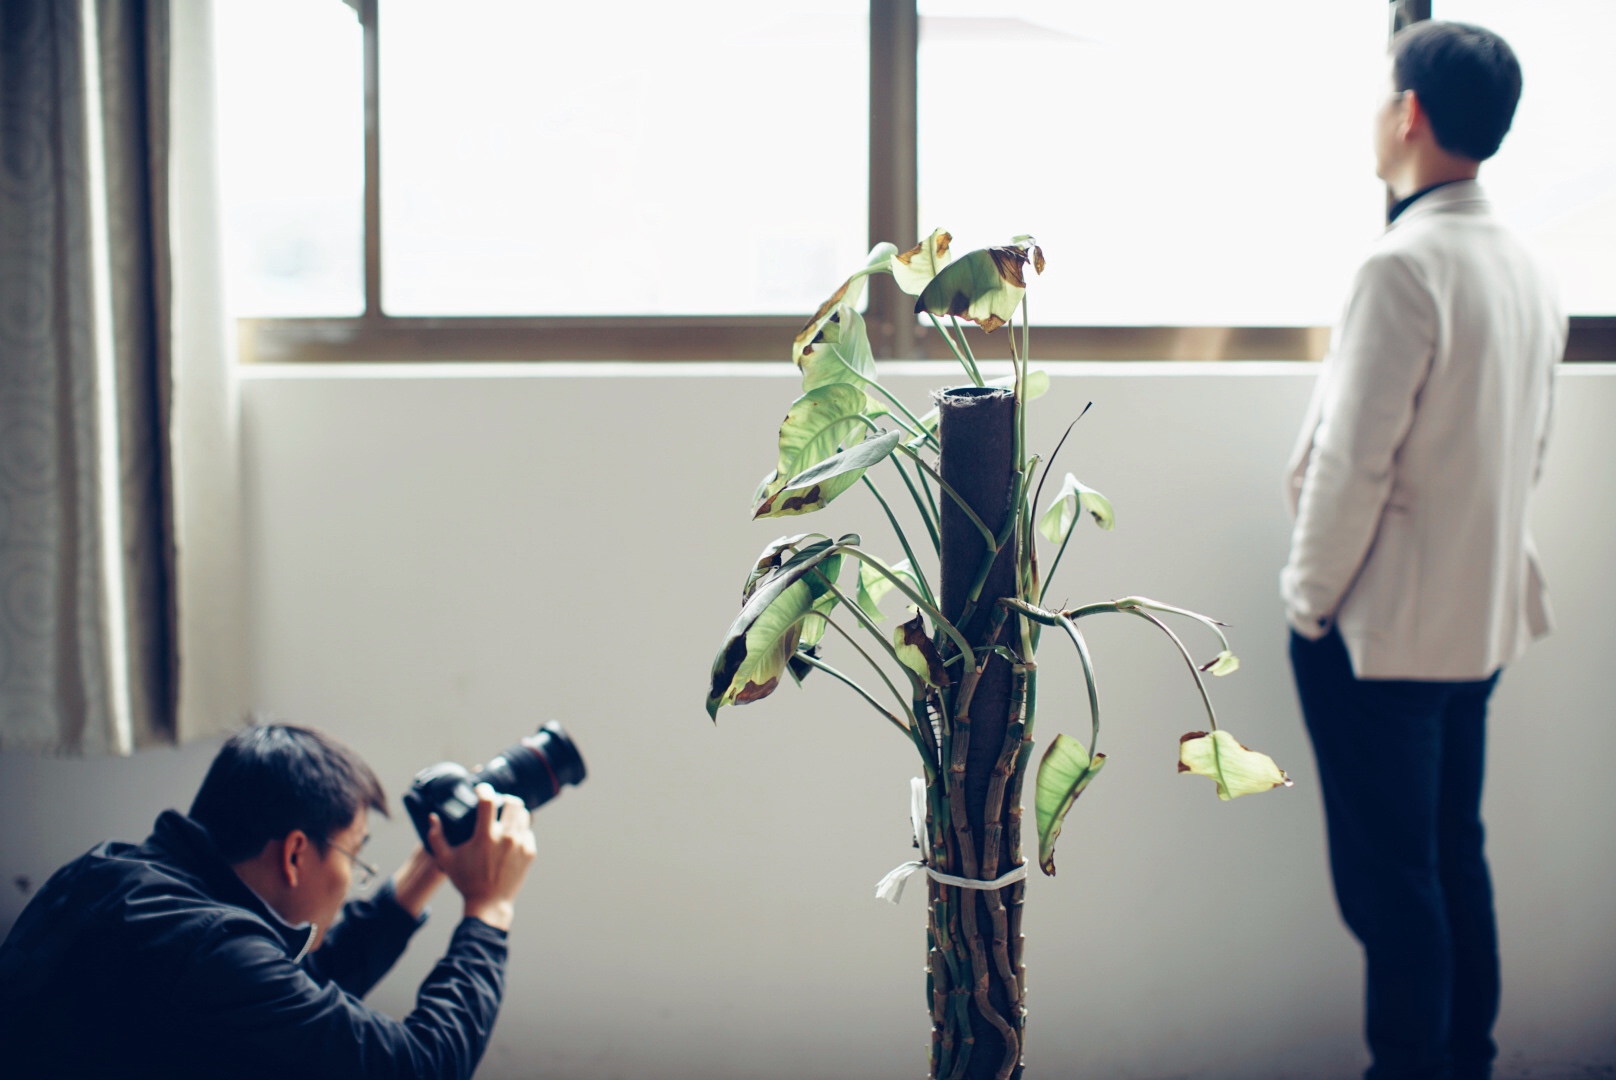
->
[236, 0, 1613, 364]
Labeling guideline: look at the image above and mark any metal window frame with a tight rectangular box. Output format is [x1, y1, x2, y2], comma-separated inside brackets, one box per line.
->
[236, 0, 1612, 365]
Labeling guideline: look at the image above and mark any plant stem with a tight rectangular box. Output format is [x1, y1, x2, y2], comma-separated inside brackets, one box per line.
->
[1125, 608, 1221, 731]
[837, 544, 976, 669]
[793, 649, 911, 739]
[950, 315, 986, 388]
[1038, 513, 1079, 606]
[899, 445, 998, 554]
[890, 456, 942, 554]
[867, 380, 942, 452]
[861, 474, 938, 608]
[928, 312, 984, 387]
[1056, 616, 1102, 757]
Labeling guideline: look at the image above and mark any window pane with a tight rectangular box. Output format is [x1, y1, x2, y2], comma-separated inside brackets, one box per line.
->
[1436, 2, 1616, 316]
[214, 0, 364, 317]
[380, 2, 869, 316]
[917, 1, 1386, 326]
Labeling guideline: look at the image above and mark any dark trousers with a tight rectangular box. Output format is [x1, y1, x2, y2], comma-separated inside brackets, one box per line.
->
[1290, 629, 1501, 1080]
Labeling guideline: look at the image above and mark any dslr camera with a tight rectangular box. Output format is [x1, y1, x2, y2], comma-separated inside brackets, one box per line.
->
[403, 722, 587, 847]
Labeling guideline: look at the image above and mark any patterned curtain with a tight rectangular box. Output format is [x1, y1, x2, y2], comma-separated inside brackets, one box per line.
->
[0, 0, 244, 754]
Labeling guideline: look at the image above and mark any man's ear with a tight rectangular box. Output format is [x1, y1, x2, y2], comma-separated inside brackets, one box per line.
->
[279, 830, 314, 888]
[1400, 90, 1427, 143]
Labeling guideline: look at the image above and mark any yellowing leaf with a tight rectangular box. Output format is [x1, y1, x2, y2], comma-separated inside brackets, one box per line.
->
[893, 611, 949, 689]
[1177, 730, 1292, 801]
[791, 243, 897, 369]
[1200, 650, 1240, 677]
[1038, 474, 1115, 544]
[890, 228, 953, 295]
[1034, 733, 1107, 875]
[753, 385, 868, 518]
[914, 246, 1029, 333]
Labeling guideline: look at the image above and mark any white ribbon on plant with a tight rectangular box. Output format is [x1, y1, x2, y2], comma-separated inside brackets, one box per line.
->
[876, 777, 1029, 904]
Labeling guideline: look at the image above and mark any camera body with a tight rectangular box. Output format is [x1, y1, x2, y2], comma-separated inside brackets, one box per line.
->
[403, 722, 587, 847]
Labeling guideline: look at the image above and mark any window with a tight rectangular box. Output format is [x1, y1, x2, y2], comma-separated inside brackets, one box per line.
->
[218, 0, 1612, 362]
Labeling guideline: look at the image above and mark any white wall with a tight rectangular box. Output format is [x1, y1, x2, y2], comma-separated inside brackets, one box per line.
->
[2, 362, 1612, 1079]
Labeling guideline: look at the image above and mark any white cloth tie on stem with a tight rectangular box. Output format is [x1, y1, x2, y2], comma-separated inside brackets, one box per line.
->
[875, 777, 1029, 904]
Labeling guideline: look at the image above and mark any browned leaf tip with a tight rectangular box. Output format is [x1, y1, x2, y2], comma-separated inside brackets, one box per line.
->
[1032, 245, 1046, 275]
[988, 246, 1030, 289]
[898, 613, 951, 688]
[896, 230, 952, 269]
[735, 677, 779, 704]
[792, 280, 853, 363]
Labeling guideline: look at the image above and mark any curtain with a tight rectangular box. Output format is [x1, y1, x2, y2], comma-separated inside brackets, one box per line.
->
[0, 0, 245, 754]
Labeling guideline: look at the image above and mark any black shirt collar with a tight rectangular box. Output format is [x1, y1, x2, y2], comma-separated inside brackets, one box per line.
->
[1387, 178, 1468, 224]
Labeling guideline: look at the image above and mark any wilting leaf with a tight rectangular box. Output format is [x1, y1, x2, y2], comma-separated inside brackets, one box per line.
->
[856, 557, 920, 623]
[1035, 734, 1107, 875]
[742, 533, 815, 602]
[893, 611, 949, 689]
[914, 246, 1029, 333]
[757, 429, 902, 519]
[791, 243, 898, 369]
[707, 537, 854, 719]
[1038, 473, 1116, 544]
[754, 384, 869, 518]
[1200, 650, 1240, 677]
[890, 228, 953, 295]
[1177, 730, 1291, 801]
[800, 307, 877, 392]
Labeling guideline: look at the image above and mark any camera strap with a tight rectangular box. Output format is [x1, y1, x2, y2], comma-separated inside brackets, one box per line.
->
[875, 777, 1029, 905]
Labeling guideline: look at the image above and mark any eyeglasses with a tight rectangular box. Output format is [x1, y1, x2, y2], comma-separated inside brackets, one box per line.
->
[327, 840, 380, 891]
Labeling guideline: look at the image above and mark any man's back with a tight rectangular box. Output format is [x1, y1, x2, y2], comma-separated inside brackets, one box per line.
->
[1284, 181, 1564, 678]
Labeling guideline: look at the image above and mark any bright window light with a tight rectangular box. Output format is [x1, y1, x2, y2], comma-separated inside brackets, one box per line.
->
[917, 1, 1387, 326]
[378, 0, 869, 316]
[1438, 1, 1616, 316]
[214, 0, 364, 318]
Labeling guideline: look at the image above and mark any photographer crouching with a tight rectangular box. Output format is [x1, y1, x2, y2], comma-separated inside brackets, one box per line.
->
[0, 722, 581, 1079]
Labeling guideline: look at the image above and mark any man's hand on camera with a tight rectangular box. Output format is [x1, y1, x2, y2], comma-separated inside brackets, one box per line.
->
[426, 783, 537, 932]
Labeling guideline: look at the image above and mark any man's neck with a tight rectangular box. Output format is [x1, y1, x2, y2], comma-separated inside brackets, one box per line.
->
[1386, 157, 1479, 202]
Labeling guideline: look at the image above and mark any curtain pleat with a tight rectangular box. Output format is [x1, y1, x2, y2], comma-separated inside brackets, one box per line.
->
[0, 0, 178, 753]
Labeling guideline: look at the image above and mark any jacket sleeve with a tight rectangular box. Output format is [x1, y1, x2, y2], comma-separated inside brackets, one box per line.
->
[1280, 250, 1437, 638]
[302, 882, 427, 998]
[178, 912, 508, 1080]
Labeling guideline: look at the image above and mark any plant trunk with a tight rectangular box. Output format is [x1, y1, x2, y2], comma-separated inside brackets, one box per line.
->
[928, 386, 1025, 1080]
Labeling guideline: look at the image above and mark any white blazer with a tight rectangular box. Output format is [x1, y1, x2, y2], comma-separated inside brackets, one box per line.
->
[1282, 181, 1565, 680]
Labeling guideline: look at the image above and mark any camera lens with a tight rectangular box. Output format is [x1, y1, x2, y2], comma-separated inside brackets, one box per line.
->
[404, 722, 588, 847]
[473, 722, 588, 811]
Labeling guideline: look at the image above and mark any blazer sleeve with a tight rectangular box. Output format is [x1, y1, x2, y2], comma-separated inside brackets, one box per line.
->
[1280, 250, 1437, 637]
[178, 912, 508, 1080]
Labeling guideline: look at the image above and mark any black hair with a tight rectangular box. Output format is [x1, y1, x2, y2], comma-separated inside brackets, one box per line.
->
[189, 723, 388, 863]
[1391, 20, 1522, 163]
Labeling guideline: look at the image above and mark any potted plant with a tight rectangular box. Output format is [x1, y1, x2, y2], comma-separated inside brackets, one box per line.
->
[705, 231, 1290, 1080]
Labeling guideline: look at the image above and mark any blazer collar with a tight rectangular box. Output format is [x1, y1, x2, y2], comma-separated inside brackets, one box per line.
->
[1386, 179, 1490, 232]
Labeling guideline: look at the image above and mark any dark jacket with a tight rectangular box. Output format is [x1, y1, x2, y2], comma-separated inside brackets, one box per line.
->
[0, 811, 508, 1079]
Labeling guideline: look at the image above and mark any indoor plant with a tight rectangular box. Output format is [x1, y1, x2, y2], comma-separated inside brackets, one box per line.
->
[704, 231, 1290, 1080]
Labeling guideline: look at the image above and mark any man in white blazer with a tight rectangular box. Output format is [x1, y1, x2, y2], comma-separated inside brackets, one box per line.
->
[1281, 21, 1564, 1080]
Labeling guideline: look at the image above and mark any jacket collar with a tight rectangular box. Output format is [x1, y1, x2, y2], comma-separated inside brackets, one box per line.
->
[147, 810, 317, 961]
[1386, 178, 1490, 232]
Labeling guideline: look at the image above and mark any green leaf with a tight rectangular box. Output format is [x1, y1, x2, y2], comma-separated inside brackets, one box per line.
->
[856, 557, 919, 624]
[1034, 733, 1107, 875]
[800, 307, 877, 392]
[741, 533, 816, 602]
[1177, 730, 1292, 801]
[753, 384, 869, 518]
[892, 611, 950, 689]
[1200, 650, 1240, 677]
[1038, 473, 1116, 544]
[791, 243, 898, 369]
[758, 430, 903, 520]
[798, 589, 839, 649]
[890, 227, 953, 296]
[707, 536, 854, 719]
[914, 246, 1030, 333]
